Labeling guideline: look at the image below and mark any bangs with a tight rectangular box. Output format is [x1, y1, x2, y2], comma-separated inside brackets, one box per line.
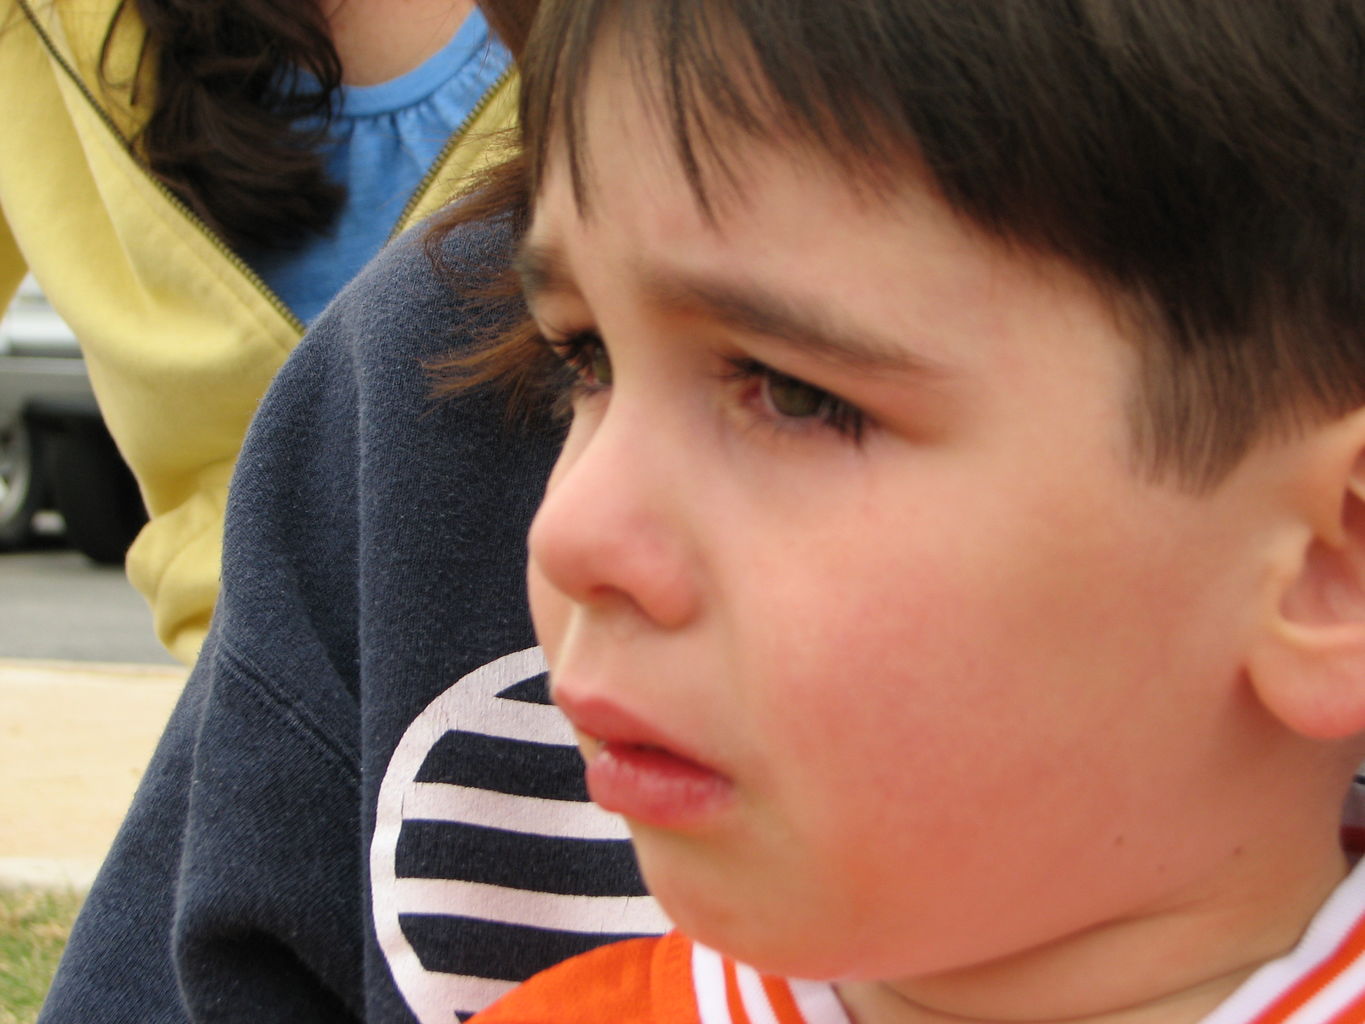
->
[517, 0, 925, 216]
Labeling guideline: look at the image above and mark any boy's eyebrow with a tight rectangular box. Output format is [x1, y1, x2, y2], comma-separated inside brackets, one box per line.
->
[640, 271, 950, 378]
[514, 242, 576, 304]
[516, 241, 949, 378]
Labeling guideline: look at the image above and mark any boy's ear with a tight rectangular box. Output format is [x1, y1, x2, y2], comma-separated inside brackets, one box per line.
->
[1248, 409, 1365, 740]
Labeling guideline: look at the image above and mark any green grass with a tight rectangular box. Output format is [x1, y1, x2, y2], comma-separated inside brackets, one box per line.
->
[0, 888, 83, 1024]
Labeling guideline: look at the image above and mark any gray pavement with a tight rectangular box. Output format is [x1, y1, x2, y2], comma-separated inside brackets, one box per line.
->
[0, 546, 174, 664]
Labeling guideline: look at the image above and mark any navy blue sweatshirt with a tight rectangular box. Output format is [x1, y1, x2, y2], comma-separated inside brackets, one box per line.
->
[39, 217, 667, 1024]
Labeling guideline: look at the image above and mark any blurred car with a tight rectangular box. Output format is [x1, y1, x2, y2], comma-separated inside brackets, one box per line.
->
[0, 277, 146, 563]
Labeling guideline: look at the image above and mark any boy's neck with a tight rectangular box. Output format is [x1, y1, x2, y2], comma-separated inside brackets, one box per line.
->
[835, 842, 1349, 1024]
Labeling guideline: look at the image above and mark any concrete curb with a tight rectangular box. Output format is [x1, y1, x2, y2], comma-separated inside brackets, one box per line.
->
[0, 858, 100, 893]
[0, 657, 185, 679]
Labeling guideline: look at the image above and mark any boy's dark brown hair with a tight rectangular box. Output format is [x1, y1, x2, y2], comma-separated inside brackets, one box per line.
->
[434, 0, 1365, 492]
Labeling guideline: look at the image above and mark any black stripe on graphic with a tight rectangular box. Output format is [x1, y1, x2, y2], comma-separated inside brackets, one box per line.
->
[497, 673, 551, 704]
[397, 819, 648, 896]
[414, 730, 588, 801]
[400, 914, 655, 981]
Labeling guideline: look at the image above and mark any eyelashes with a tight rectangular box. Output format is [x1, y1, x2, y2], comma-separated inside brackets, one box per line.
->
[547, 330, 612, 391]
[538, 329, 609, 422]
[538, 329, 867, 442]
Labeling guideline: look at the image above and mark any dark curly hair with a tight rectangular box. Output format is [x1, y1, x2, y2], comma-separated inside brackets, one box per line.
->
[107, 0, 343, 252]
[106, 0, 537, 254]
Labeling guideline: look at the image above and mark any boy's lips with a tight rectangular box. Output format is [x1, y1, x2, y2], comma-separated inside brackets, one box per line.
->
[554, 691, 735, 829]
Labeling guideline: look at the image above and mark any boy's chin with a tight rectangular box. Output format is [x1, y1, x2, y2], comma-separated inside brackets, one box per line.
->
[633, 833, 924, 983]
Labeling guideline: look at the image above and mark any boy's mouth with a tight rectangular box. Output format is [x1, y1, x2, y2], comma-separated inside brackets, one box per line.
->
[556, 693, 735, 829]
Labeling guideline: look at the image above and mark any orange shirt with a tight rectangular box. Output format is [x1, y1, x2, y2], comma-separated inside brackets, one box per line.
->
[467, 931, 849, 1024]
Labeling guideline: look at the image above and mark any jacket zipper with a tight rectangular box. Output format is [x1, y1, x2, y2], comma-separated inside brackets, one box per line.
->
[19, 0, 512, 330]
[18, 0, 305, 334]
[387, 64, 515, 243]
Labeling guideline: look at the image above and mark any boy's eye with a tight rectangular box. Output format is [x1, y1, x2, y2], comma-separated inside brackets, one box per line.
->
[763, 372, 825, 419]
[549, 331, 612, 388]
[731, 358, 866, 442]
[586, 343, 613, 387]
[535, 330, 613, 422]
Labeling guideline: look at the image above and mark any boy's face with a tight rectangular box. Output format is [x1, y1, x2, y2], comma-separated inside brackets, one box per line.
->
[523, 56, 1295, 989]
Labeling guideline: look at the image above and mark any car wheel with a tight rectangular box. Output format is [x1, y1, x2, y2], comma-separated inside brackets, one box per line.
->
[0, 418, 44, 548]
[49, 419, 148, 565]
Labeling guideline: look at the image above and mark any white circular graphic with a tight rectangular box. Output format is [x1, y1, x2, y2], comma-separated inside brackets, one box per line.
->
[370, 647, 667, 1021]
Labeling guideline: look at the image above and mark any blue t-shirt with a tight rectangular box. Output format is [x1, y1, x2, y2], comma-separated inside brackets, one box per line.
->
[242, 10, 510, 323]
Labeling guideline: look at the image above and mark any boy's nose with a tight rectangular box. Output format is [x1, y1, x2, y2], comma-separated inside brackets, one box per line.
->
[528, 410, 701, 632]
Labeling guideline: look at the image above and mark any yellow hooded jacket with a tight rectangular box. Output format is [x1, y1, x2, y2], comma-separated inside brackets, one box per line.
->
[0, 0, 515, 662]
